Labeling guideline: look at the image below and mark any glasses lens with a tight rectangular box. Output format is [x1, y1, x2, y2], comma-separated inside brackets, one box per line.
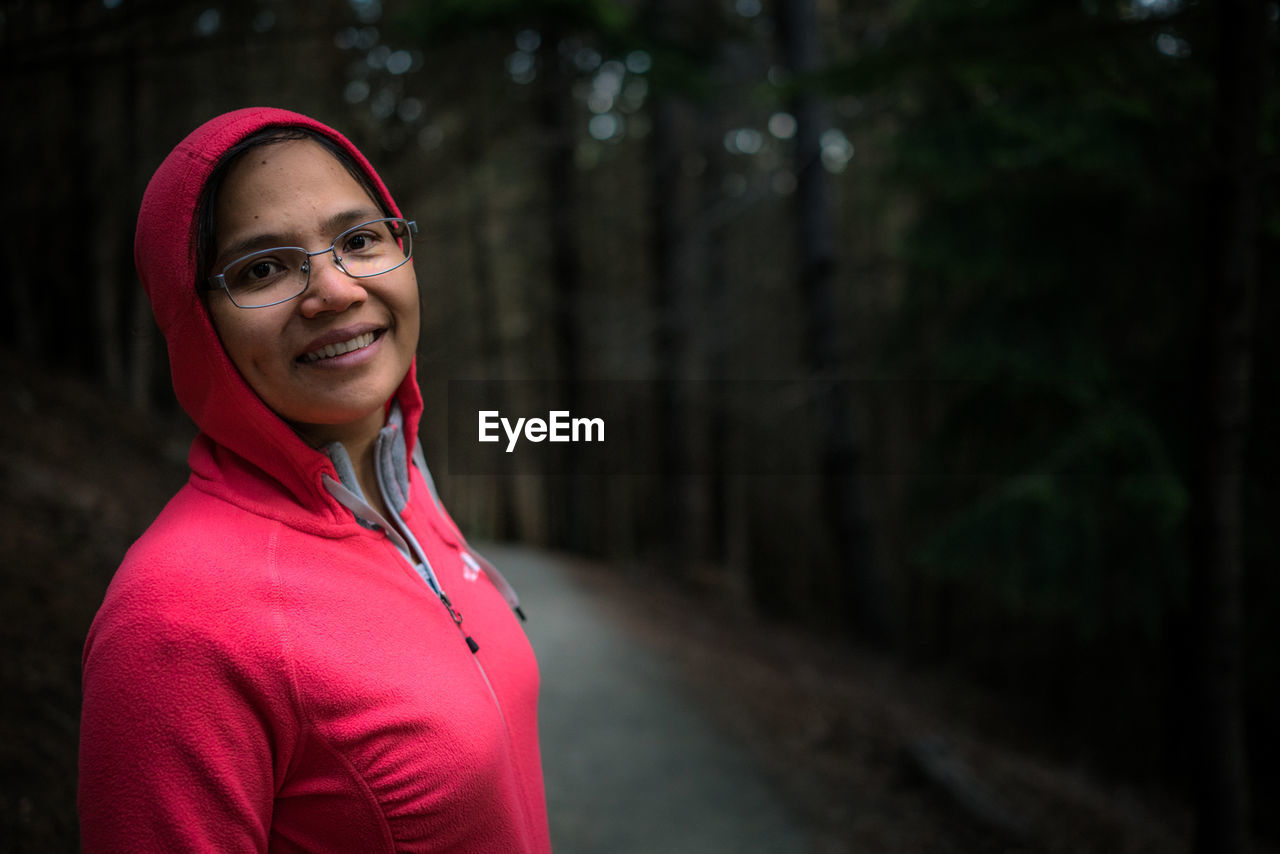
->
[334, 218, 413, 278]
[222, 248, 308, 308]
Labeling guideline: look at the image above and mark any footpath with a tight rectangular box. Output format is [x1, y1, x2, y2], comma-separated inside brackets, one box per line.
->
[483, 543, 815, 854]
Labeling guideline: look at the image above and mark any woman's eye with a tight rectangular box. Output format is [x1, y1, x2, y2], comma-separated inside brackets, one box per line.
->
[232, 257, 287, 290]
[248, 261, 280, 279]
[343, 230, 381, 254]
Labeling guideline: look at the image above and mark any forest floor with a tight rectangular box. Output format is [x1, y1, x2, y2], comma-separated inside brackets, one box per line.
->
[0, 352, 1265, 852]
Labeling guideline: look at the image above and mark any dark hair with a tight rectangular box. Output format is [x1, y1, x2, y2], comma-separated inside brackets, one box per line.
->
[194, 126, 392, 288]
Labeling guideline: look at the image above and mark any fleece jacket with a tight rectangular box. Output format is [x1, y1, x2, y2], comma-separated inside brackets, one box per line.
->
[78, 107, 552, 854]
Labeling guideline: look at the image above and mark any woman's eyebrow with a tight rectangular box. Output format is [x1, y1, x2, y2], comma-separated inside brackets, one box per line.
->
[214, 207, 384, 268]
[323, 207, 384, 234]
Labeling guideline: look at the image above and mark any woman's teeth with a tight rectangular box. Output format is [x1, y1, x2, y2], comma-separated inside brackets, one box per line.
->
[302, 331, 376, 362]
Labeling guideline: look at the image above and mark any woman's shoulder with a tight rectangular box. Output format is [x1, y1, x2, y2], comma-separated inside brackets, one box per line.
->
[83, 484, 302, 757]
[100, 484, 283, 632]
[129, 482, 276, 568]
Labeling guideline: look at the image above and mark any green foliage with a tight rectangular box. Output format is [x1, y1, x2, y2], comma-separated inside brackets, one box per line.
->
[869, 0, 1213, 641]
[392, 0, 729, 104]
[918, 404, 1189, 640]
[397, 0, 634, 44]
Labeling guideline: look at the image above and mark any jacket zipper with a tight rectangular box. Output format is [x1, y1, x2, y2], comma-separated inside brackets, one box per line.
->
[321, 471, 539, 843]
[321, 473, 479, 653]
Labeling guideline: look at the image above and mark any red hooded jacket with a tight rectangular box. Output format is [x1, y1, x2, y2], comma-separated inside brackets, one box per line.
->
[78, 108, 551, 853]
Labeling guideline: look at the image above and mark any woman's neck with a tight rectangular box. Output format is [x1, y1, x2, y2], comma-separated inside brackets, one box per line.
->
[348, 433, 394, 522]
[295, 408, 395, 521]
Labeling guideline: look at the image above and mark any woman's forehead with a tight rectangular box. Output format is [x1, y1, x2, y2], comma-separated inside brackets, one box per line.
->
[215, 140, 373, 224]
[221, 138, 366, 203]
[214, 139, 379, 242]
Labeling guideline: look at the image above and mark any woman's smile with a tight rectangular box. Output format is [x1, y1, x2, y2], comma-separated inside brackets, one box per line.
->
[298, 327, 383, 364]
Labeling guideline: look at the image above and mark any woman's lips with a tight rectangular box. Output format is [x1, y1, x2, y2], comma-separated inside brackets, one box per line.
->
[299, 330, 381, 363]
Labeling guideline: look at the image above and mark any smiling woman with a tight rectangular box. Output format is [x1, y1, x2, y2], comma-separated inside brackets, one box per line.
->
[77, 109, 551, 854]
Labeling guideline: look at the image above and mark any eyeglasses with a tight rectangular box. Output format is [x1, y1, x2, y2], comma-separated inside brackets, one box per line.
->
[206, 217, 417, 309]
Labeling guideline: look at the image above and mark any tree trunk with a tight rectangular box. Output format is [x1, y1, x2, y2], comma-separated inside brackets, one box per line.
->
[1190, 2, 1264, 852]
[776, 0, 888, 642]
[462, 127, 518, 542]
[89, 74, 126, 395]
[536, 28, 585, 551]
[124, 1, 155, 412]
[646, 0, 699, 577]
[702, 108, 733, 576]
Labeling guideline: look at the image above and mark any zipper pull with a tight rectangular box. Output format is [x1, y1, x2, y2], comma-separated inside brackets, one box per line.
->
[439, 591, 480, 654]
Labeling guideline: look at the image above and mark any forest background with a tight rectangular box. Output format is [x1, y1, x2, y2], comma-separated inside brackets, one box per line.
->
[2, 0, 1276, 851]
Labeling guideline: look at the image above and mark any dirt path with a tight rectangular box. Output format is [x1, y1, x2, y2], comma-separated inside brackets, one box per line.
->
[484, 542, 815, 854]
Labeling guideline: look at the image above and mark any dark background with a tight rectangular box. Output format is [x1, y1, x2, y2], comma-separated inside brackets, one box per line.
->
[2, 0, 1276, 850]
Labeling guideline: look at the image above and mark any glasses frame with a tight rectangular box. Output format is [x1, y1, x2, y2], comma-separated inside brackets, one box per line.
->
[206, 217, 418, 309]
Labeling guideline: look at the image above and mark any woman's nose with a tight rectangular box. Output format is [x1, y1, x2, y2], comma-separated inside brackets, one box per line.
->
[299, 250, 367, 315]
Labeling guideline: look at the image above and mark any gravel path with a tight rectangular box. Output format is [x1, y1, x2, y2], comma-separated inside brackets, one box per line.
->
[483, 543, 816, 854]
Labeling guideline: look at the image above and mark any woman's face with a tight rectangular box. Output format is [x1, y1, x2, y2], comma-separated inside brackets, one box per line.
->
[206, 138, 420, 447]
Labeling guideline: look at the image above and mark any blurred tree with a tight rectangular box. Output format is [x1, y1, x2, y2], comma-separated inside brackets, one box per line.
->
[644, 0, 738, 578]
[836, 0, 1276, 821]
[776, 0, 887, 642]
[1189, 1, 1267, 850]
[884, 1, 1199, 622]
[461, 97, 520, 541]
[646, 0, 696, 577]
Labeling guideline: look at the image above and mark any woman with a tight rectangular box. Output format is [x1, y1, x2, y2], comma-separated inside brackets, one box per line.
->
[78, 107, 551, 853]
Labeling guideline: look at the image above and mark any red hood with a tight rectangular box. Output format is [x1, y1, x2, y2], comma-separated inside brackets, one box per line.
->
[135, 107, 422, 517]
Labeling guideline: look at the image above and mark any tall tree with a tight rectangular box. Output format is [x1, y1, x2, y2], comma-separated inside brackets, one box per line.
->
[645, 0, 708, 576]
[532, 18, 590, 549]
[1190, 1, 1266, 850]
[776, 0, 887, 641]
[461, 118, 520, 541]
